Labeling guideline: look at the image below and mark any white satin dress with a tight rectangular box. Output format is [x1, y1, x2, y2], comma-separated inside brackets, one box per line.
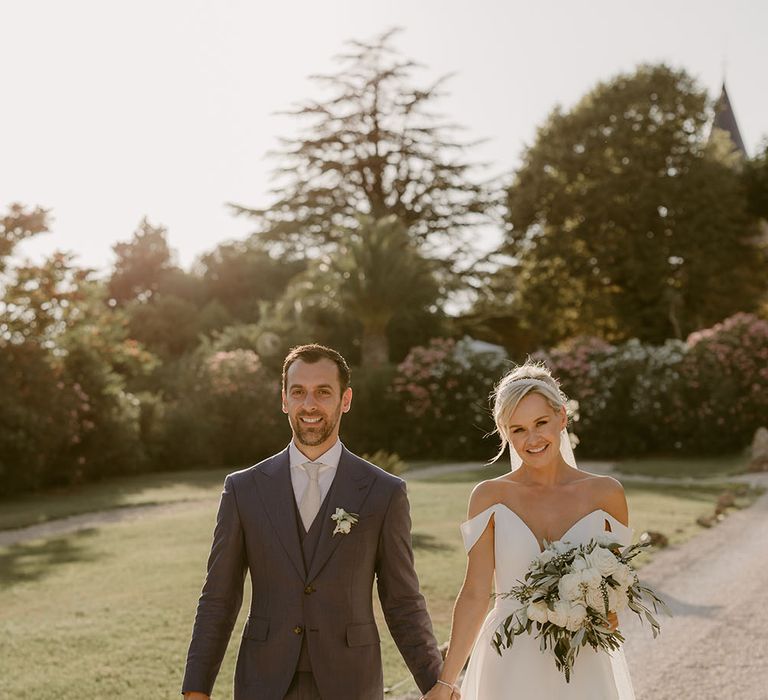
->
[460, 505, 636, 700]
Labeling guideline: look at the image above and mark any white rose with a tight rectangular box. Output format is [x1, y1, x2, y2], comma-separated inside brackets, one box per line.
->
[547, 600, 572, 628]
[586, 585, 609, 614]
[611, 563, 635, 588]
[558, 573, 584, 602]
[571, 555, 589, 572]
[585, 547, 620, 577]
[527, 600, 549, 624]
[337, 520, 352, 534]
[579, 567, 603, 591]
[566, 603, 587, 632]
[553, 540, 572, 555]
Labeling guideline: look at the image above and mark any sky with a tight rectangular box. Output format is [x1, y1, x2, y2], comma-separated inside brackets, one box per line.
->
[3, 0, 767, 273]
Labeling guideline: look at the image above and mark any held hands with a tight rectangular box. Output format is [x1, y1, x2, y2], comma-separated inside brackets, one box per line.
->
[421, 680, 461, 700]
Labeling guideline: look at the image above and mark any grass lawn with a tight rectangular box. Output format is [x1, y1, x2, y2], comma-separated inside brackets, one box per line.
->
[0, 464, 760, 698]
[613, 453, 750, 478]
[0, 468, 232, 531]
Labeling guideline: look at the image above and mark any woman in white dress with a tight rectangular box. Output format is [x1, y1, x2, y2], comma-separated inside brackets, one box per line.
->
[422, 363, 635, 700]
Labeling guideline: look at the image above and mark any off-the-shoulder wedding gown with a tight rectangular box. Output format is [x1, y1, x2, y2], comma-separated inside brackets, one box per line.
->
[459, 505, 636, 699]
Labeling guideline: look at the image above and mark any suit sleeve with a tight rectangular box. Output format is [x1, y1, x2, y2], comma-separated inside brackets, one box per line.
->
[376, 481, 442, 694]
[181, 474, 248, 696]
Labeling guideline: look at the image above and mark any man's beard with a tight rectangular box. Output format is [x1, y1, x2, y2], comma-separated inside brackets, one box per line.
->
[291, 402, 342, 447]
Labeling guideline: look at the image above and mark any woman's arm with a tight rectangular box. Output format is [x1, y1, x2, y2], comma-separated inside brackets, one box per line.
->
[423, 482, 500, 698]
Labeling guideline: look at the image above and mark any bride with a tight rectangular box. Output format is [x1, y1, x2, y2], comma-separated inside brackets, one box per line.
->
[423, 363, 635, 700]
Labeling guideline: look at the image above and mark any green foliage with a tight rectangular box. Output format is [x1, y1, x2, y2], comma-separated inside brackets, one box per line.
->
[155, 346, 289, 468]
[0, 240, 156, 495]
[200, 240, 304, 323]
[107, 218, 176, 304]
[744, 139, 768, 219]
[0, 203, 49, 272]
[360, 450, 408, 476]
[496, 64, 765, 347]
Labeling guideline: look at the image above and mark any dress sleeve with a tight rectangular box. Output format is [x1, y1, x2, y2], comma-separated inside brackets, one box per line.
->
[603, 511, 633, 547]
[460, 505, 498, 553]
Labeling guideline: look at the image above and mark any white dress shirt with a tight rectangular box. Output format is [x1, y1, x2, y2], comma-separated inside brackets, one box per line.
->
[288, 439, 342, 507]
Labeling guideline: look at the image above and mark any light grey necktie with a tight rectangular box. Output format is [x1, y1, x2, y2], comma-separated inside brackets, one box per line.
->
[299, 462, 322, 531]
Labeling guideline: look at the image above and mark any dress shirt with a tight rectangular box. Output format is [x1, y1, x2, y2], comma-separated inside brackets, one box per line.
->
[288, 438, 342, 507]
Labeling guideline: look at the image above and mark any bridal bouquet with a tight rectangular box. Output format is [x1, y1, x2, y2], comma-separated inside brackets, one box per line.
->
[491, 535, 668, 682]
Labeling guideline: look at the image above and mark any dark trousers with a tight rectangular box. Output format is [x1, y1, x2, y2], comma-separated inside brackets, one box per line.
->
[284, 671, 321, 700]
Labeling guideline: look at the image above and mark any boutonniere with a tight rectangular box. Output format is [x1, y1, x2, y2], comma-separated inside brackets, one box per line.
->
[331, 507, 359, 535]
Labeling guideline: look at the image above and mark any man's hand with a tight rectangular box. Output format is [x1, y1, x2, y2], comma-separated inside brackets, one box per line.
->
[184, 693, 210, 700]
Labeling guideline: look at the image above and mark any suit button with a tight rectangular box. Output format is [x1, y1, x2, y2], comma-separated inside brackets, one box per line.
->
[293, 625, 303, 635]
[304, 585, 315, 595]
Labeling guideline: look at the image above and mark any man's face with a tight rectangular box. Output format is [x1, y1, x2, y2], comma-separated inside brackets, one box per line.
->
[282, 358, 352, 448]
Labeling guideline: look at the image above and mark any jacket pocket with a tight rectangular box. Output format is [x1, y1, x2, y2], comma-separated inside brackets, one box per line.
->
[346, 622, 380, 647]
[243, 615, 270, 641]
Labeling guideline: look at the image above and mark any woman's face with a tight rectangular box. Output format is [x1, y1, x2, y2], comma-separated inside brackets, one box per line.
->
[507, 392, 567, 467]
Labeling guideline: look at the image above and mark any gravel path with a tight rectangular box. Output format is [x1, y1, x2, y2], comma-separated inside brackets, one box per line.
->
[622, 475, 768, 699]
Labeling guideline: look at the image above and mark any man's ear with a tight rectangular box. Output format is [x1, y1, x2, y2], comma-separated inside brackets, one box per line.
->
[342, 387, 353, 413]
[281, 390, 288, 414]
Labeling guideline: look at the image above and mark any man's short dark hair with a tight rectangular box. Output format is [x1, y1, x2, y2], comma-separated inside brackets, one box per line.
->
[282, 344, 351, 393]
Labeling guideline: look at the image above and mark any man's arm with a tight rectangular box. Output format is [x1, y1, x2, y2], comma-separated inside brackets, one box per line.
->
[181, 474, 248, 696]
[375, 481, 443, 694]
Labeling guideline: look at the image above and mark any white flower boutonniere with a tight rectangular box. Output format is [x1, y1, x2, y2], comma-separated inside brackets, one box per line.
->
[331, 507, 359, 536]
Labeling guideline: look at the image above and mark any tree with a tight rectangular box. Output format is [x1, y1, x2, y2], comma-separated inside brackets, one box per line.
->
[200, 239, 304, 322]
[231, 28, 490, 261]
[0, 203, 49, 272]
[108, 218, 176, 303]
[745, 139, 768, 220]
[329, 216, 440, 366]
[494, 64, 764, 346]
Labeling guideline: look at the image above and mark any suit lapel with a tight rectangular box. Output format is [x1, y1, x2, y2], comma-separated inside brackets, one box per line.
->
[307, 447, 375, 582]
[254, 448, 306, 581]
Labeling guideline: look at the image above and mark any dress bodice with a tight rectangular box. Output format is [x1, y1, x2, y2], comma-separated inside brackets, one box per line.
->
[460, 505, 634, 598]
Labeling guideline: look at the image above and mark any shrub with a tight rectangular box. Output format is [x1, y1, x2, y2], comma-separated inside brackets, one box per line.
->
[392, 337, 508, 459]
[539, 313, 768, 457]
[360, 450, 408, 476]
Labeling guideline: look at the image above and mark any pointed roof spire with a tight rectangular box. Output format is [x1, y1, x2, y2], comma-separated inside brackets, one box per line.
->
[712, 82, 747, 156]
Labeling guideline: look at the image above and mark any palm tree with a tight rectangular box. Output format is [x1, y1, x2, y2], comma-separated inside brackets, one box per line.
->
[331, 216, 440, 367]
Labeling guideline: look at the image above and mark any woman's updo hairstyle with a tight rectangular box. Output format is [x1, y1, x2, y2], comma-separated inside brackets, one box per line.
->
[490, 361, 569, 463]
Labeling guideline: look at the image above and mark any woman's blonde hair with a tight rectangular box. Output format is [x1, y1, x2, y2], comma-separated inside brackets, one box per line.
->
[490, 361, 568, 463]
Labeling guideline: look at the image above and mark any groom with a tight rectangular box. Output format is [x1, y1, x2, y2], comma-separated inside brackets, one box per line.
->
[182, 344, 443, 699]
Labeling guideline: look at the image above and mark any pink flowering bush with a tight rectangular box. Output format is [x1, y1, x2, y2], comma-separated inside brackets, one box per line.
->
[539, 314, 768, 457]
[392, 337, 508, 458]
[680, 313, 768, 452]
